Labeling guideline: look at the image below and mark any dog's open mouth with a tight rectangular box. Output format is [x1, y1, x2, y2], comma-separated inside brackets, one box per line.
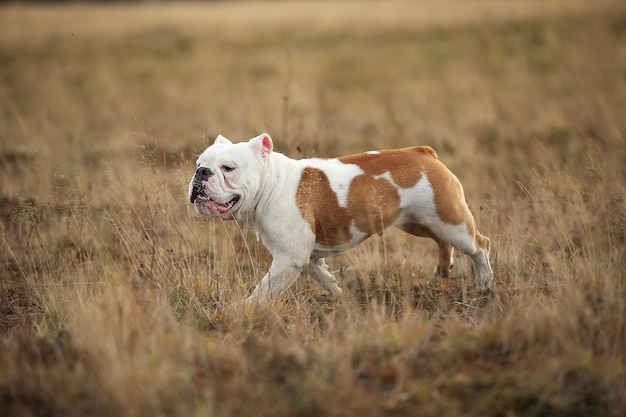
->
[194, 195, 241, 214]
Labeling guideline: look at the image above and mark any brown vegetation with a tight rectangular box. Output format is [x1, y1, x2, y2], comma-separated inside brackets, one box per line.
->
[1, 1, 625, 416]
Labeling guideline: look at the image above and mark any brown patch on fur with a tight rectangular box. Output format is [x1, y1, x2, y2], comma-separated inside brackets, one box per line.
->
[296, 163, 404, 247]
[421, 156, 467, 225]
[340, 146, 473, 228]
[347, 174, 401, 236]
[296, 146, 479, 248]
[419, 155, 484, 247]
[339, 146, 436, 189]
[296, 167, 353, 246]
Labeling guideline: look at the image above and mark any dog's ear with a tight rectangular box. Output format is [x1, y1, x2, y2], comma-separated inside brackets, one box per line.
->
[214, 134, 233, 145]
[249, 133, 273, 158]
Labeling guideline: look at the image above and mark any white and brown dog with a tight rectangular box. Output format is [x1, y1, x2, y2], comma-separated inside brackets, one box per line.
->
[189, 133, 492, 304]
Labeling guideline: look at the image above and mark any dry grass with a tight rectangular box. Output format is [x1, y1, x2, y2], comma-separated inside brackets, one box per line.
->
[1, 1, 626, 416]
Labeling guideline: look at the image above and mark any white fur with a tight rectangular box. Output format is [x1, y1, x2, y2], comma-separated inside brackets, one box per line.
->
[302, 158, 363, 208]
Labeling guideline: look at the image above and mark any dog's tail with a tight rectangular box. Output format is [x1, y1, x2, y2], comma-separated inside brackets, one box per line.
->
[414, 145, 438, 160]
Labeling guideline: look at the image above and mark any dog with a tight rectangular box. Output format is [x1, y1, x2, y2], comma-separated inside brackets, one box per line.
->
[189, 133, 492, 304]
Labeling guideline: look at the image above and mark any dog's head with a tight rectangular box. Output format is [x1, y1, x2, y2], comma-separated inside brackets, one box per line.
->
[188, 133, 273, 219]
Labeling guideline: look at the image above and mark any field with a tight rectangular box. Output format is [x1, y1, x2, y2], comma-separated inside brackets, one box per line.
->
[1, 1, 626, 415]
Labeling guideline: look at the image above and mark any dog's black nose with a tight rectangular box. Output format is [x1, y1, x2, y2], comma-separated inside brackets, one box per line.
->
[195, 167, 214, 181]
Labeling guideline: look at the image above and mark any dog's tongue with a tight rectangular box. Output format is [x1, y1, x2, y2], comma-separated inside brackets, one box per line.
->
[206, 198, 234, 214]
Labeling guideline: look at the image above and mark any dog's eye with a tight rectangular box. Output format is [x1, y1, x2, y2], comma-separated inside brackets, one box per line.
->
[222, 165, 235, 173]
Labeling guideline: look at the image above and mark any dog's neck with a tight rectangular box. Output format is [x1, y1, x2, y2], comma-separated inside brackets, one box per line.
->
[238, 151, 294, 224]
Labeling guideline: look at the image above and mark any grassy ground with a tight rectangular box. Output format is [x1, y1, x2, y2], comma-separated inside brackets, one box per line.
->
[1, 1, 626, 416]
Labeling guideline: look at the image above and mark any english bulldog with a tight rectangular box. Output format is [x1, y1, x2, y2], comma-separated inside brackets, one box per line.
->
[189, 133, 493, 304]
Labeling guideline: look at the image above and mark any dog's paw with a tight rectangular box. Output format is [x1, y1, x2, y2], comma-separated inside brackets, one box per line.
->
[324, 285, 343, 299]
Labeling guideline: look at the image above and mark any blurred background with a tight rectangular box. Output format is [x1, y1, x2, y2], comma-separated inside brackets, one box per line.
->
[1, 1, 626, 416]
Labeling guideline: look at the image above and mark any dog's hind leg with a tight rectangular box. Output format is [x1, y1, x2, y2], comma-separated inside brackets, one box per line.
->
[470, 233, 492, 290]
[427, 220, 493, 290]
[397, 223, 454, 278]
[399, 218, 492, 289]
[436, 240, 455, 278]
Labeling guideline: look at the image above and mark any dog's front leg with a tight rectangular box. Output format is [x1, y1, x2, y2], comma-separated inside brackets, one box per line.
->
[247, 255, 306, 304]
[307, 258, 343, 298]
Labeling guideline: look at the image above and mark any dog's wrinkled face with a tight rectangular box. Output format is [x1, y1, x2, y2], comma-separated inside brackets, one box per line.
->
[188, 133, 272, 219]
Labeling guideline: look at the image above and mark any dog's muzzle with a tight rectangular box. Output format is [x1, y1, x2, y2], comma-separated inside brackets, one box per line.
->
[190, 167, 213, 203]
